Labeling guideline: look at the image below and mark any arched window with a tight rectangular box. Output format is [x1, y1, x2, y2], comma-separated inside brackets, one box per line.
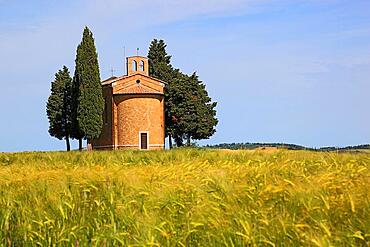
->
[132, 60, 137, 71]
[139, 60, 144, 71]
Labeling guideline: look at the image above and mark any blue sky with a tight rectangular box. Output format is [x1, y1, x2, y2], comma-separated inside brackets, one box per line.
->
[0, 0, 370, 151]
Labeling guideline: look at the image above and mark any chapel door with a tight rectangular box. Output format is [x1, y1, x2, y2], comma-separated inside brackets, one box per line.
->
[140, 133, 148, 150]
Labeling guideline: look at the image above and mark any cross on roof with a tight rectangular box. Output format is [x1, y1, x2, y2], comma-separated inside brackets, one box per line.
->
[110, 67, 116, 77]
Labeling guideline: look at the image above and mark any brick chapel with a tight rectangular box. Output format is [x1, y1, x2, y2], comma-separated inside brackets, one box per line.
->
[93, 56, 166, 150]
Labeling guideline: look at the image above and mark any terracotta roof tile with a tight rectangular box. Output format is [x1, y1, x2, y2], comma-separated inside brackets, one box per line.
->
[101, 73, 167, 86]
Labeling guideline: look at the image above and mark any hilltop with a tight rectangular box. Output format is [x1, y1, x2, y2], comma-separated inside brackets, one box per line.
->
[206, 143, 370, 152]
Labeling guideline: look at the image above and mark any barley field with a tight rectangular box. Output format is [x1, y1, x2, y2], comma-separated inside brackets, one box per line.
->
[0, 149, 369, 246]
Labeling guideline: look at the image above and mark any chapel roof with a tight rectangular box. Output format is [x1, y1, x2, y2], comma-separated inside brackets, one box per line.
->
[117, 84, 163, 95]
[102, 76, 117, 83]
[101, 74, 166, 86]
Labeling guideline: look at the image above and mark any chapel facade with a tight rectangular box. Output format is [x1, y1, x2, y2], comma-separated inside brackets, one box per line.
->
[93, 56, 166, 150]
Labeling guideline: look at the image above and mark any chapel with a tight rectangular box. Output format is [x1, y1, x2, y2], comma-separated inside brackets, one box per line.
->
[93, 56, 166, 150]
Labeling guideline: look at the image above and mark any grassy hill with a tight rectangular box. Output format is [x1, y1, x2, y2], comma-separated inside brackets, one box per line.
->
[0, 149, 369, 246]
[206, 142, 370, 151]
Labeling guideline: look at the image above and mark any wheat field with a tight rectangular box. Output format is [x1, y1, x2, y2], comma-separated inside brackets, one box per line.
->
[0, 149, 369, 246]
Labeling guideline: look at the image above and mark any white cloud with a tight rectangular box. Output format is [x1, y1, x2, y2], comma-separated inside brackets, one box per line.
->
[0, 0, 273, 81]
[85, 0, 270, 27]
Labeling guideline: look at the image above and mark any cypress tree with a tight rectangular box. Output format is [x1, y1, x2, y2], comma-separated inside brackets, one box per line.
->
[70, 42, 84, 150]
[148, 39, 173, 81]
[71, 26, 104, 150]
[46, 66, 73, 151]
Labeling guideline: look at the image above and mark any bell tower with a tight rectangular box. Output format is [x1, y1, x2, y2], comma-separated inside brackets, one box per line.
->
[126, 56, 149, 76]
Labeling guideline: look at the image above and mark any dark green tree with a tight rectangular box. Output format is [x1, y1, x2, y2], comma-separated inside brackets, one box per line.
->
[170, 72, 218, 146]
[148, 39, 173, 81]
[148, 39, 177, 148]
[71, 26, 104, 150]
[46, 66, 73, 151]
[148, 39, 218, 147]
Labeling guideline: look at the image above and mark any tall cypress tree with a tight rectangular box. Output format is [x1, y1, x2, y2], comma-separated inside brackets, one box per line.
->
[46, 66, 73, 151]
[70, 42, 84, 150]
[71, 26, 104, 150]
[148, 39, 173, 81]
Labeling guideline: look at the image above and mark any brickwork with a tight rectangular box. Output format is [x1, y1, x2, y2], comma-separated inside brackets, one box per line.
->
[127, 56, 149, 76]
[114, 95, 164, 150]
[113, 75, 164, 94]
[93, 55, 165, 150]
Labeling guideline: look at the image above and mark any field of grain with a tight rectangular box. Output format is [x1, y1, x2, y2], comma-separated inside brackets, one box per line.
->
[0, 149, 369, 246]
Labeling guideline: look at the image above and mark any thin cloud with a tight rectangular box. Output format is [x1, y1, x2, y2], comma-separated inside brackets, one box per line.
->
[85, 0, 272, 26]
